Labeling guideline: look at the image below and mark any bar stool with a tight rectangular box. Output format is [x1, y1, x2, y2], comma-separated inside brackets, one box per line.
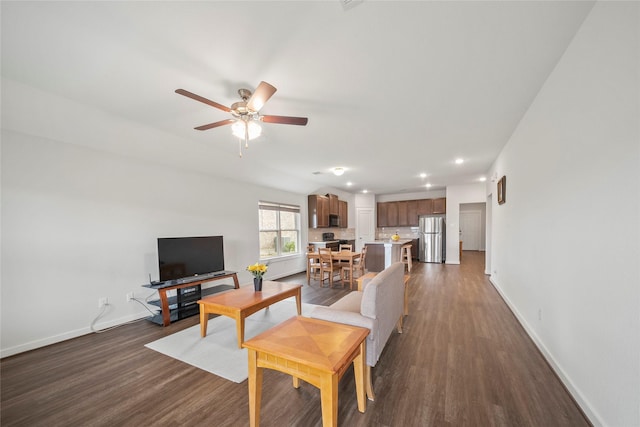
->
[401, 244, 412, 273]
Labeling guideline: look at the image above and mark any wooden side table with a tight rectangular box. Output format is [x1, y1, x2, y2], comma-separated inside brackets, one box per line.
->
[242, 316, 369, 427]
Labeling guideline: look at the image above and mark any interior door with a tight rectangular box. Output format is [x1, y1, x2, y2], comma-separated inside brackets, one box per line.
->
[356, 208, 375, 252]
[459, 211, 481, 251]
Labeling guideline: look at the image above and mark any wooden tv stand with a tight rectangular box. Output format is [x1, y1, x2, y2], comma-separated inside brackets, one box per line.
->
[144, 271, 239, 326]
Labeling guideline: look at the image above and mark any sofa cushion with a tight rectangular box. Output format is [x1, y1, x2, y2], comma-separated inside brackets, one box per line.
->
[309, 306, 376, 334]
[329, 291, 362, 313]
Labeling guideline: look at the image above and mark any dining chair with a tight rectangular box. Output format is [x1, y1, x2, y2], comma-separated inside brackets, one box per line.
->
[341, 245, 367, 289]
[337, 243, 353, 266]
[306, 245, 322, 285]
[319, 247, 342, 288]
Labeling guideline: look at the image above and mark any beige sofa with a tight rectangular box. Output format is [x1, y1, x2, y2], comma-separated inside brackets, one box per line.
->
[309, 262, 405, 400]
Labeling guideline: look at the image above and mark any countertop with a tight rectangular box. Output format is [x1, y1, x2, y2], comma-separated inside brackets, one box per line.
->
[365, 239, 414, 245]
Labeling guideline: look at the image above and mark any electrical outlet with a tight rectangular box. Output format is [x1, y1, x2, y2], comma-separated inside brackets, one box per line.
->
[98, 297, 108, 308]
[126, 292, 134, 302]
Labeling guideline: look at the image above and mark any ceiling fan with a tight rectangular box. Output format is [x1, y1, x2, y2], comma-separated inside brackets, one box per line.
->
[175, 81, 308, 156]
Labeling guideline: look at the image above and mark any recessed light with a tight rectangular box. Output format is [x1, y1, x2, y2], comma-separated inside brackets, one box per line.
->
[419, 173, 427, 179]
[362, 189, 368, 193]
[479, 177, 487, 182]
[425, 183, 432, 188]
[346, 182, 353, 186]
[455, 158, 464, 165]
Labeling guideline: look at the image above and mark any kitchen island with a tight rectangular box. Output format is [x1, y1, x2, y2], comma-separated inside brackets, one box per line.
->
[364, 239, 413, 272]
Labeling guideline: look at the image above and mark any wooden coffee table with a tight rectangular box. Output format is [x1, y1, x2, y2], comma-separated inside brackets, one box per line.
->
[197, 281, 302, 348]
[243, 316, 369, 427]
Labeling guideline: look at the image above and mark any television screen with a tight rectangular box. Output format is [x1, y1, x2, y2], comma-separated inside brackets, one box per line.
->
[157, 236, 225, 281]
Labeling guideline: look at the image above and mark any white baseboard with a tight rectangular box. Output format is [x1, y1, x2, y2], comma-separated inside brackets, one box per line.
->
[488, 277, 603, 427]
[0, 311, 150, 359]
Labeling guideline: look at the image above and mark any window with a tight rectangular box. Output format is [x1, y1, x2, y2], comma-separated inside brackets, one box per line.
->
[258, 201, 301, 259]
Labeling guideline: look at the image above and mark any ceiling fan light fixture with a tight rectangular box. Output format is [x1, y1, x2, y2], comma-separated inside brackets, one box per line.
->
[231, 120, 262, 140]
[175, 81, 307, 158]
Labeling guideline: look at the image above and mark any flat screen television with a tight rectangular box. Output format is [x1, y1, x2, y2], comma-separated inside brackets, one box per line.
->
[157, 236, 225, 281]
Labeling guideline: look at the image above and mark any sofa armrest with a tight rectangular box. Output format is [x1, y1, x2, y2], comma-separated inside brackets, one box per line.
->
[309, 306, 376, 332]
[360, 277, 374, 290]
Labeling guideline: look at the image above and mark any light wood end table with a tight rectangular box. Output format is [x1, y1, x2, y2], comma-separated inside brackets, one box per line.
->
[243, 316, 369, 427]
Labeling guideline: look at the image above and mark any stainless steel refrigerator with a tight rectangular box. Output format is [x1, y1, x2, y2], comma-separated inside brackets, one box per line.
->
[419, 216, 446, 263]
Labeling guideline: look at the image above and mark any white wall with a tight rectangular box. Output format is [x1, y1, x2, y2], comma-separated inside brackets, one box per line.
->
[1, 129, 308, 357]
[487, 2, 639, 426]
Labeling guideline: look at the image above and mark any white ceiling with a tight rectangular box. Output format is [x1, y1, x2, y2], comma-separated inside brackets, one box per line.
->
[1, 1, 595, 195]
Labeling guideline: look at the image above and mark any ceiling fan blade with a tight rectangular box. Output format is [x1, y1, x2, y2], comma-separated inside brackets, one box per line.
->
[194, 119, 235, 131]
[175, 89, 231, 113]
[261, 115, 309, 126]
[246, 81, 277, 112]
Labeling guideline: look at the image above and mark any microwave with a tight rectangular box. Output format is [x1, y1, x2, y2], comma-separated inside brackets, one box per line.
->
[329, 214, 340, 227]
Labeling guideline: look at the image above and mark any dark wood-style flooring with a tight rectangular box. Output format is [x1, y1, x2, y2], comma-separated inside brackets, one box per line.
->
[1, 252, 590, 426]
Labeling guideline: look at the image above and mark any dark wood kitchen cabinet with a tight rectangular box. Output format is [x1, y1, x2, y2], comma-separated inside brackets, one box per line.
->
[377, 197, 447, 227]
[327, 194, 339, 215]
[407, 200, 419, 226]
[433, 198, 447, 214]
[308, 195, 329, 228]
[377, 202, 389, 227]
[387, 202, 398, 227]
[417, 199, 433, 216]
[397, 201, 409, 226]
[338, 200, 348, 228]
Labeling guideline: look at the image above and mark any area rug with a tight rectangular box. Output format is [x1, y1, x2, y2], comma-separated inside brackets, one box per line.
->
[144, 299, 319, 383]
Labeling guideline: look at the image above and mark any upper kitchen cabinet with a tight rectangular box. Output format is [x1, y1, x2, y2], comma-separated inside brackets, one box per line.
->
[338, 200, 348, 228]
[309, 194, 348, 228]
[397, 201, 409, 226]
[377, 202, 389, 227]
[407, 200, 419, 226]
[417, 199, 433, 216]
[308, 194, 329, 228]
[433, 198, 447, 214]
[377, 197, 447, 227]
[327, 194, 339, 215]
[387, 202, 398, 226]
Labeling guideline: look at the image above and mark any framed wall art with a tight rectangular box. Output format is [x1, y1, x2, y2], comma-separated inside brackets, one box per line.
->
[497, 176, 506, 205]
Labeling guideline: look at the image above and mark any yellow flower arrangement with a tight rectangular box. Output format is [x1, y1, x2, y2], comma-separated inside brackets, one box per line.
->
[247, 262, 268, 279]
